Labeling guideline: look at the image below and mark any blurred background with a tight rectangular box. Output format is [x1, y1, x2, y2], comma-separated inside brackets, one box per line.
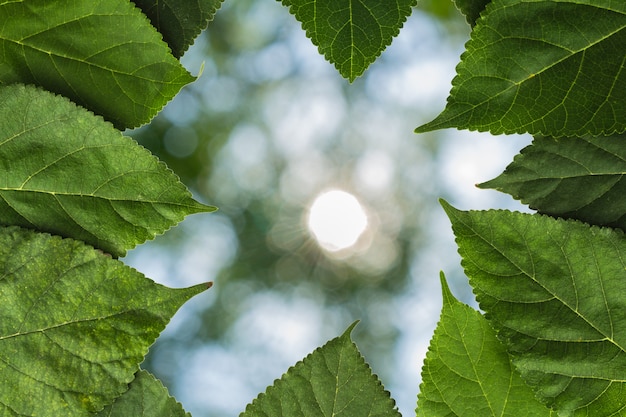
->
[125, 1, 531, 416]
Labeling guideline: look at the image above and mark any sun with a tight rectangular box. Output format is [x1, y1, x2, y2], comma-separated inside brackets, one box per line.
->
[307, 190, 368, 252]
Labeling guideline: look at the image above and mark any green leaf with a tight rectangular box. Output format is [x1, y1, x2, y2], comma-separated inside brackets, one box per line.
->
[0, 0, 194, 129]
[442, 200, 626, 415]
[0, 84, 215, 258]
[417, 272, 554, 417]
[480, 135, 626, 230]
[280, 0, 417, 82]
[240, 322, 400, 417]
[132, 0, 224, 58]
[416, 0, 626, 137]
[96, 370, 191, 417]
[452, 0, 491, 26]
[0, 226, 209, 416]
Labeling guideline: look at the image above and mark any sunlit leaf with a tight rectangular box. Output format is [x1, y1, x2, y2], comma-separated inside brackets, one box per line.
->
[96, 370, 190, 417]
[417, 273, 556, 417]
[0, 84, 215, 258]
[0, 226, 209, 416]
[0, 0, 194, 129]
[416, 0, 626, 137]
[280, 0, 417, 82]
[442, 201, 626, 415]
[240, 322, 400, 417]
[132, 0, 224, 58]
[417, 272, 554, 417]
[480, 134, 626, 230]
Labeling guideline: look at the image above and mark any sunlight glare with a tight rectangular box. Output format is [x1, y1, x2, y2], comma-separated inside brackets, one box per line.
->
[307, 190, 368, 252]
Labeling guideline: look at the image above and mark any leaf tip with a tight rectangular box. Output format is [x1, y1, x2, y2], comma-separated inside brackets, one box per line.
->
[342, 320, 360, 338]
[438, 271, 450, 293]
[439, 199, 463, 221]
[476, 179, 494, 190]
[439, 271, 459, 308]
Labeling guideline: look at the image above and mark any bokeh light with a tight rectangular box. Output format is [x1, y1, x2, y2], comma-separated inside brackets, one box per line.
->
[307, 190, 368, 252]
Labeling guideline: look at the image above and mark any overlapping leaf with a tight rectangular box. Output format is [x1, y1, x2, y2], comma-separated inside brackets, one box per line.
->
[480, 135, 626, 230]
[280, 0, 416, 82]
[0, 226, 209, 416]
[96, 370, 191, 417]
[240, 322, 400, 417]
[417, 273, 554, 417]
[0, 0, 194, 129]
[132, 0, 224, 58]
[442, 201, 626, 415]
[0, 84, 215, 258]
[416, 0, 626, 137]
[452, 0, 491, 26]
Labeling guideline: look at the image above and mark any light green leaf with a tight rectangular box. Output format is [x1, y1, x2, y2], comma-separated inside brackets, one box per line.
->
[280, 0, 417, 82]
[0, 0, 194, 129]
[480, 135, 626, 231]
[452, 0, 491, 26]
[132, 0, 224, 58]
[0, 226, 209, 416]
[96, 370, 190, 417]
[0, 84, 215, 258]
[416, 0, 626, 137]
[240, 322, 400, 417]
[417, 272, 554, 417]
[442, 200, 626, 415]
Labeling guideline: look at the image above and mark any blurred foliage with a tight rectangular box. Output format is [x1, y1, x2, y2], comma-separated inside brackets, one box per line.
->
[128, 0, 468, 414]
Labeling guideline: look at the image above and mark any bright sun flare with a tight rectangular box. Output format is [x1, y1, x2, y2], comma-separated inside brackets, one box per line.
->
[307, 190, 368, 252]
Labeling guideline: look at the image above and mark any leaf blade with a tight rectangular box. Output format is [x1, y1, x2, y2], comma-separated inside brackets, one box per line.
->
[0, 0, 194, 129]
[280, 0, 417, 82]
[0, 227, 209, 416]
[442, 201, 626, 415]
[96, 370, 191, 417]
[452, 0, 491, 26]
[416, 0, 626, 136]
[132, 0, 224, 58]
[480, 134, 626, 231]
[240, 322, 400, 417]
[0, 83, 215, 258]
[417, 272, 554, 417]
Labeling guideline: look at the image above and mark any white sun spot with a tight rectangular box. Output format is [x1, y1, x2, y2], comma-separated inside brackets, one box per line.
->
[307, 190, 368, 252]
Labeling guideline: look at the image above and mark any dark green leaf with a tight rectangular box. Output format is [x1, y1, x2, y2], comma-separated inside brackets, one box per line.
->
[0, 0, 194, 129]
[416, 0, 626, 137]
[280, 0, 417, 82]
[452, 0, 490, 26]
[0, 84, 215, 258]
[132, 0, 224, 58]
[480, 134, 626, 230]
[417, 272, 554, 417]
[240, 322, 400, 417]
[96, 370, 190, 417]
[442, 201, 626, 415]
[0, 226, 209, 416]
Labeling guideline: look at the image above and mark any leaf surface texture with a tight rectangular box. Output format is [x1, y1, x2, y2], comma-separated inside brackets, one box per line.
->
[417, 273, 554, 417]
[443, 201, 626, 415]
[0, 227, 208, 416]
[0, 84, 215, 258]
[416, 0, 626, 136]
[280, 0, 416, 81]
[0, 0, 194, 128]
[240, 322, 400, 417]
[96, 370, 191, 416]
